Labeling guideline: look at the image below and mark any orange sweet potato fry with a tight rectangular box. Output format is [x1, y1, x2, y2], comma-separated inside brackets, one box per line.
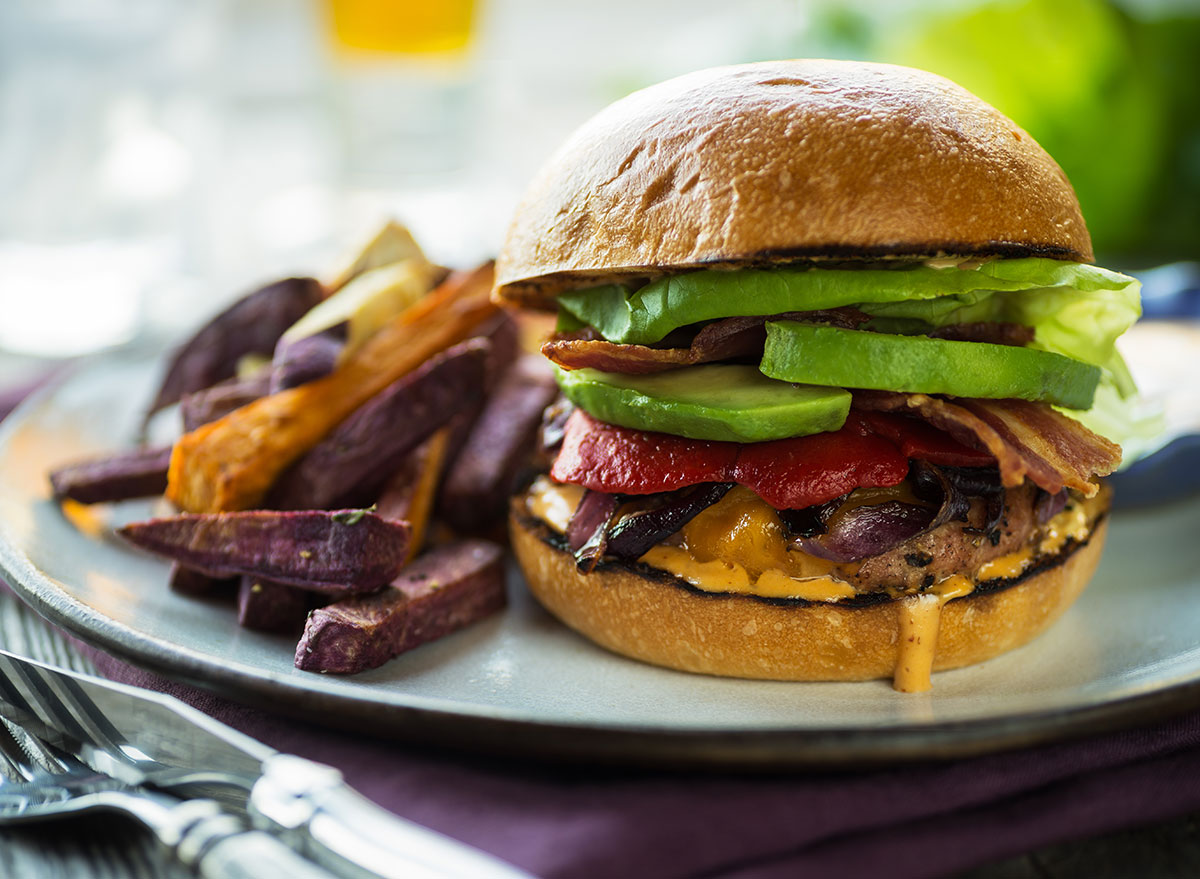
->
[374, 428, 450, 562]
[167, 263, 497, 513]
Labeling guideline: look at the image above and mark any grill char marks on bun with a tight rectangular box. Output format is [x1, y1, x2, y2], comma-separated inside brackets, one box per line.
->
[495, 60, 1093, 309]
[497, 60, 1130, 691]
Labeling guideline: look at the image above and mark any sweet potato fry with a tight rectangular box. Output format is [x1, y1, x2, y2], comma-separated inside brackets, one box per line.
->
[269, 325, 346, 392]
[374, 429, 450, 562]
[50, 445, 172, 504]
[440, 309, 522, 466]
[323, 220, 426, 293]
[238, 576, 310, 633]
[147, 277, 323, 417]
[265, 339, 488, 511]
[472, 310, 521, 393]
[438, 356, 559, 532]
[118, 510, 410, 593]
[288, 259, 438, 366]
[166, 262, 498, 512]
[168, 563, 236, 597]
[180, 373, 271, 433]
[294, 539, 505, 673]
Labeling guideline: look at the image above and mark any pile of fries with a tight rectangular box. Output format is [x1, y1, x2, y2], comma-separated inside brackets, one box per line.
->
[49, 222, 559, 674]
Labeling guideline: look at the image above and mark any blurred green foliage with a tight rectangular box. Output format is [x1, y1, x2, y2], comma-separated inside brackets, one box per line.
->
[803, 0, 1200, 262]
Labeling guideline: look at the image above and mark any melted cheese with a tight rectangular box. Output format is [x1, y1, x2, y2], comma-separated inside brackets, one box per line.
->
[526, 476, 585, 533]
[756, 569, 857, 602]
[1038, 502, 1090, 555]
[641, 545, 857, 602]
[640, 546, 753, 593]
[976, 549, 1033, 581]
[679, 486, 853, 581]
[932, 574, 975, 602]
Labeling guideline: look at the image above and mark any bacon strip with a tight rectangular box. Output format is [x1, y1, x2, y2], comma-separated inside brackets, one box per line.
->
[852, 391, 1120, 497]
[927, 322, 1035, 346]
[543, 309, 868, 374]
[543, 337, 694, 374]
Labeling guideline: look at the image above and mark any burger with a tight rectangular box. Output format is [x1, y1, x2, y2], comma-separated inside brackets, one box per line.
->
[493, 60, 1142, 691]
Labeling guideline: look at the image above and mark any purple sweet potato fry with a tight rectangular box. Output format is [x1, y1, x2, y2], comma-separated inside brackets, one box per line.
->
[118, 509, 410, 593]
[238, 575, 311, 633]
[440, 311, 521, 467]
[295, 539, 505, 673]
[168, 563, 236, 598]
[265, 338, 490, 511]
[473, 310, 520, 393]
[269, 323, 347, 393]
[147, 276, 324, 416]
[438, 356, 558, 532]
[179, 371, 271, 432]
[49, 445, 173, 504]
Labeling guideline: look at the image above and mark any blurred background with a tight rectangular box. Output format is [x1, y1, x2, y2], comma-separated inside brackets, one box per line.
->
[0, 0, 1197, 362]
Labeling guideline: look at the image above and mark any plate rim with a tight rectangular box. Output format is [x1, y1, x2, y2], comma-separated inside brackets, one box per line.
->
[3, 355, 1200, 769]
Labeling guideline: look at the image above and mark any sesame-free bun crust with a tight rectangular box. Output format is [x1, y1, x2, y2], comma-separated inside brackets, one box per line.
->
[496, 60, 1092, 308]
[509, 504, 1108, 682]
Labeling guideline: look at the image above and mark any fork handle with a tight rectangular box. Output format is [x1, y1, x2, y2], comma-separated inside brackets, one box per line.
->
[250, 754, 533, 879]
[199, 830, 342, 879]
[158, 798, 338, 879]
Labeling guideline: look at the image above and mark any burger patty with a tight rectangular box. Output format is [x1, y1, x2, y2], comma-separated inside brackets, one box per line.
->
[524, 472, 1108, 603]
[849, 484, 1039, 593]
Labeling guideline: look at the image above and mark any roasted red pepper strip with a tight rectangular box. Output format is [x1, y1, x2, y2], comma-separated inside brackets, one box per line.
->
[553, 410, 737, 495]
[855, 410, 995, 467]
[552, 410, 910, 509]
[733, 427, 909, 508]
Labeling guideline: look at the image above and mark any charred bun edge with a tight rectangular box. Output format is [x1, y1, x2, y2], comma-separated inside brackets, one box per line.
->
[510, 503, 1107, 610]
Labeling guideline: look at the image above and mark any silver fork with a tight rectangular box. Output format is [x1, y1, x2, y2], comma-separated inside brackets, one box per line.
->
[0, 649, 256, 812]
[0, 716, 335, 879]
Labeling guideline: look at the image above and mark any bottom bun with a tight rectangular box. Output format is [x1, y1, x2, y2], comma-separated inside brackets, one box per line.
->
[509, 502, 1109, 683]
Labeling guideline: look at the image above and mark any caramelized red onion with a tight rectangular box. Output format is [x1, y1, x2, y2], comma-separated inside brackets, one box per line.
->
[564, 482, 735, 569]
[606, 483, 734, 561]
[566, 490, 621, 572]
[917, 464, 1005, 535]
[1035, 488, 1069, 524]
[783, 462, 993, 563]
[789, 501, 940, 563]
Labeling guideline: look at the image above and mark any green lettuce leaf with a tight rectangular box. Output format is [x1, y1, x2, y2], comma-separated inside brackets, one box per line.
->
[556, 259, 1140, 355]
[1057, 371, 1165, 470]
[861, 262, 1142, 396]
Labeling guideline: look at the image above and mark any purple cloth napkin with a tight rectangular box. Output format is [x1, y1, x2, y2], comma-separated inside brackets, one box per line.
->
[6, 379, 1200, 879]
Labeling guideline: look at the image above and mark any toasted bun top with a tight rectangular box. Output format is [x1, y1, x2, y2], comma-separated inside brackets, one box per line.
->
[496, 60, 1092, 308]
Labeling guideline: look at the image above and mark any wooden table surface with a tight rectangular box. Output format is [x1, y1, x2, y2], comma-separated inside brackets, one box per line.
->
[2, 585, 1198, 879]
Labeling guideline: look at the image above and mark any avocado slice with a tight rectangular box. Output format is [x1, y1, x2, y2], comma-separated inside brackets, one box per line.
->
[555, 365, 851, 443]
[761, 322, 1100, 409]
